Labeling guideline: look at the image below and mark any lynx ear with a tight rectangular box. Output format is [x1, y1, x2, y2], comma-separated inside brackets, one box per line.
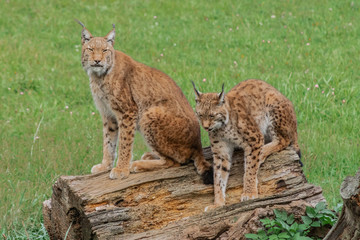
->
[105, 24, 116, 46]
[75, 19, 93, 45]
[191, 81, 202, 103]
[218, 83, 225, 104]
[81, 28, 93, 44]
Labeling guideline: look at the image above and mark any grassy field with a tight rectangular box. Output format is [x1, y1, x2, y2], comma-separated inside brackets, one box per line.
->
[1, 0, 359, 238]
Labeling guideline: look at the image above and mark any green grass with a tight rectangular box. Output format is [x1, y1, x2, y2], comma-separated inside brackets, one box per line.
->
[1, 0, 359, 238]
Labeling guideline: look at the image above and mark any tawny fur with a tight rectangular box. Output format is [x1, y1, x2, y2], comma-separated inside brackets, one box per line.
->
[78, 22, 212, 182]
[193, 79, 300, 207]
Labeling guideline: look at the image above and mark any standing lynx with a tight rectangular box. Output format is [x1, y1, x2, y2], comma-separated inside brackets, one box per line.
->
[192, 79, 300, 207]
[77, 20, 212, 183]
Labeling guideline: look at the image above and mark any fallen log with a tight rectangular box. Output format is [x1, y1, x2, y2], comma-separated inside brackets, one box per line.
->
[324, 168, 360, 240]
[43, 147, 325, 239]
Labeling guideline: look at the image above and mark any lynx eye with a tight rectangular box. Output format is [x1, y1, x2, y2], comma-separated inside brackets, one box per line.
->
[209, 114, 215, 119]
[87, 48, 94, 52]
[103, 49, 108, 53]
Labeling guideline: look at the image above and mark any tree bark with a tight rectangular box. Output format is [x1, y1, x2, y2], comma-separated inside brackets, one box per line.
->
[43, 147, 325, 240]
[324, 168, 360, 240]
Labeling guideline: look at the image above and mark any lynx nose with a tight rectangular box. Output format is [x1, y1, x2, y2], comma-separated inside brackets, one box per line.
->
[202, 121, 210, 131]
[94, 60, 101, 64]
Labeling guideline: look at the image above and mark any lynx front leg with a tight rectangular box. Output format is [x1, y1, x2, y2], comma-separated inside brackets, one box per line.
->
[109, 112, 137, 179]
[211, 142, 233, 207]
[91, 115, 118, 173]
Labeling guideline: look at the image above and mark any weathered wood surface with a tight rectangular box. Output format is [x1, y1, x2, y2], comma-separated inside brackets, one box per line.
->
[324, 168, 360, 240]
[43, 147, 324, 239]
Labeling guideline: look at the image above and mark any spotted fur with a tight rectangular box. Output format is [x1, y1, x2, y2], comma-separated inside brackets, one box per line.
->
[193, 79, 300, 207]
[78, 21, 212, 182]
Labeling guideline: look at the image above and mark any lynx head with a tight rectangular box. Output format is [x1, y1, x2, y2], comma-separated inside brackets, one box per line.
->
[76, 20, 116, 76]
[192, 82, 229, 132]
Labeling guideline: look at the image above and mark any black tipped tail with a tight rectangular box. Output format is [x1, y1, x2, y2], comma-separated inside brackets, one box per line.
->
[296, 149, 303, 167]
[296, 149, 302, 159]
[202, 168, 214, 185]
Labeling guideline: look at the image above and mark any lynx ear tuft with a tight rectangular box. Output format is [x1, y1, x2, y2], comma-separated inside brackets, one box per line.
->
[105, 27, 116, 46]
[75, 19, 85, 28]
[218, 83, 225, 104]
[74, 18, 85, 28]
[191, 81, 202, 102]
[75, 19, 93, 44]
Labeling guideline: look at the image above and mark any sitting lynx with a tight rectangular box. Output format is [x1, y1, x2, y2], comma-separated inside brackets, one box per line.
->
[192, 79, 300, 207]
[76, 20, 212, 183]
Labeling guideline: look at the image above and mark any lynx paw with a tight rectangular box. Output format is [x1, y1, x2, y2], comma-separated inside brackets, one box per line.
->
[241, 192, 258, 202]
[109, 168, 130, 180]
[130, 162, 142, 173]
[91, 164, 110, 174]
[204, 204, 222, 212]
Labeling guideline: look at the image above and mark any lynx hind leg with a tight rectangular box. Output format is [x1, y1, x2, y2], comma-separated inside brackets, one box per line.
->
[260, 103, 297, 162]
[138, 106, 211, 180]
[284, 105, 302, 164]
[241, 131, 264, 201]
[241, 136, 289, 201]
[241, 148, 261, 201]
[259, 136, 291, 163]
[261, 132, 302, 166]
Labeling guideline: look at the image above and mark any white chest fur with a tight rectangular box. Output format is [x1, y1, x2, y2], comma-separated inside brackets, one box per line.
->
[210, 123, 243, 147]
[89, 76, 114, 118]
